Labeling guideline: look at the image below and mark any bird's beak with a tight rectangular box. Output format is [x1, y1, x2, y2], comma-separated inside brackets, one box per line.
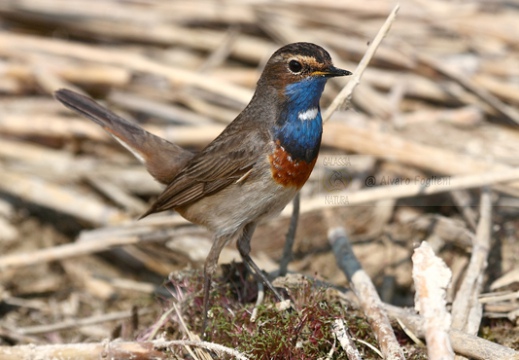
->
[312, 66, 352, 78]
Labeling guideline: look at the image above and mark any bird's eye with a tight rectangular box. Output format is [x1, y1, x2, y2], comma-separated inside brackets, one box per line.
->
[288, 60, 303, 73]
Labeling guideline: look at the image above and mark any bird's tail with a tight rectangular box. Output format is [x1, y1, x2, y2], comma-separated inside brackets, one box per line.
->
[55, 89, 193, 184]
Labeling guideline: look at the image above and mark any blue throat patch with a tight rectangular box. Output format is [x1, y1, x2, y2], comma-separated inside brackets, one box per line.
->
[273, 77, 326, 163]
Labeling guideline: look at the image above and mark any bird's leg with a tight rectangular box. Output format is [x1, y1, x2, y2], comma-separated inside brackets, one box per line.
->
[278, 192, 300, 276]
[202, 232, 233, 336]
[237, 223, 284, 302]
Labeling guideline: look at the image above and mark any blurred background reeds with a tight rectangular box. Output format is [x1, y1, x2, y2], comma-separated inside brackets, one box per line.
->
[0, 0, 519, 358]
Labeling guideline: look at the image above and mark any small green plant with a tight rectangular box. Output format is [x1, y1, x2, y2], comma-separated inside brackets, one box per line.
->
[162, 264, 400, 359]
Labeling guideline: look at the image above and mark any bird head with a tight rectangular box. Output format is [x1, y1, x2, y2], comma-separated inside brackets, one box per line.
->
[253, 43, 351, 163]
[258, 42, 351, 105]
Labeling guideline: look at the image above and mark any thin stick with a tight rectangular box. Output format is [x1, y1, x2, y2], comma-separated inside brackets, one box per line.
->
[13, 309, 151, 335]
[0, 339, 250, 360]
[412, 242, 454, 359]
[450, 190, 478, 231]
[172, 302, 212, 360]
[145, 305, 177, 341]
[323, 4, 400, 122]
[0, 171, 128, 226]
[384, 304, 519, 360]
[0, 228, 178, 271]
[290, 167, 519, 216]
[329, 227, 405, 360]
[451, 188, 492, 334]
[153, 340, 249, 360]
[0, 31, 254, 104]
[418, 53, 519, 125]
[321, 121, 519, 194]
[250, 282, 265, 323]
[332, 319, 362, 360]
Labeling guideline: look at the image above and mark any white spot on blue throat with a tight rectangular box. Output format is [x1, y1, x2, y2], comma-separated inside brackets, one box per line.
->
[273, 76, 328, 162]
[298, 107, 318, 121]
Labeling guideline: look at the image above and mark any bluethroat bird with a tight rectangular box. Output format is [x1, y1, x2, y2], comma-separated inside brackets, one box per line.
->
[55, 42, 351, 330]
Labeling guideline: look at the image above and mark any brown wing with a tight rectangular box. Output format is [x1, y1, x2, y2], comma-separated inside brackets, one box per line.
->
[140, 125, 269, 218]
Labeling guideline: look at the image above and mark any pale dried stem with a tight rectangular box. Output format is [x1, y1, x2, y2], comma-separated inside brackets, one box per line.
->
[451, 188, 492, 340]
[412, 242, 454, 359]
[323, 4, 400, 121]
[329, 227, 405, 360]
[332, 319, 362, 360]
